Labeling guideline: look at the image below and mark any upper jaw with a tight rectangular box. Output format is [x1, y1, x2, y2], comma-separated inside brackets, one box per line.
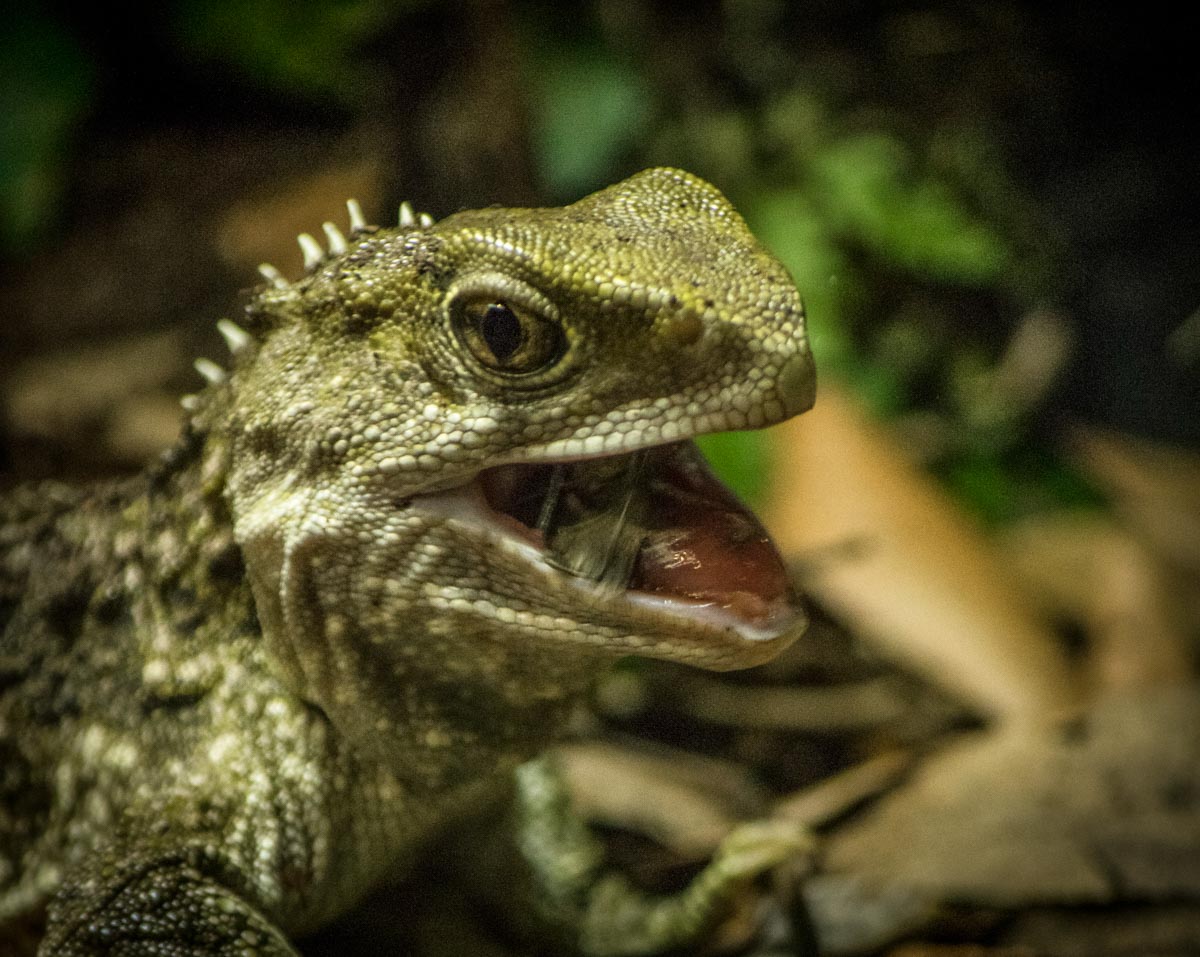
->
[512, 350, 816, 464]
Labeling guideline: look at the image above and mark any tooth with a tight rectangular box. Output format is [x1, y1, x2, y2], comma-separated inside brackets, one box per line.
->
[398, 202, 415, 227]
[418, 212, 434, 228]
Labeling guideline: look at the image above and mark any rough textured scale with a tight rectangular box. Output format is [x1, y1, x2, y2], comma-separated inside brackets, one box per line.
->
[0, 168, 815, 955]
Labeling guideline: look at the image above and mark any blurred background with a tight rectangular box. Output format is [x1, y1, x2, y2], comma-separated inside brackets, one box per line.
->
[2, 2, 1198, 954]
[2, 0, 1197, 478]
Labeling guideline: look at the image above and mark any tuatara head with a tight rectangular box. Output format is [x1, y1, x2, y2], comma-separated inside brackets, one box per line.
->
[214, 168, 815, 776]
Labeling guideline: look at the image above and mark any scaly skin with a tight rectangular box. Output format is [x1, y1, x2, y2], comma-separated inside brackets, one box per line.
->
[0, 168, 815, 955]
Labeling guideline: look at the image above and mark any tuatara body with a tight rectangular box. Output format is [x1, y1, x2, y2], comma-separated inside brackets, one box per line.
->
[0, 168, 815, 955]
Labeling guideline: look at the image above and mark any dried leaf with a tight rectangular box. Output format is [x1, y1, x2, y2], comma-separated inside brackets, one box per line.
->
[4, 332, 186, 467]
[669, 672, 913, 731]
[557, 742, 764, 859]
[999, 513, 1193, 694]
[765, 383, 1080, 723]
[774, 750, 913, 829]
[1072, 427, 1200, 573]
[216, 157, 384, 277]
[819, 687, 1200, 910]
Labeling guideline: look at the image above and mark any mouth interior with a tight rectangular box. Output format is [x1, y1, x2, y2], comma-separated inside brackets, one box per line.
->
[476, 441, 797, 631]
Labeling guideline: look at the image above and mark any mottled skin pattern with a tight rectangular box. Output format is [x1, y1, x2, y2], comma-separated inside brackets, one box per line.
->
[0, 169, 815, 954]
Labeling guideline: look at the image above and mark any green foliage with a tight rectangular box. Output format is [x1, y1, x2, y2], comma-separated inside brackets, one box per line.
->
[525, 43, 653, 198]
[0, 0, 1078, 525]
[943, 449, 1103, 527]
[170, 0, 410, 104]
[516, 9, 1059, 520]
[0, 11, 93, 253]
[744, 187, 855, 379]
[809, 133, 1010, 284]
[735, 90, 1065, 520]
[696, 430, 771, 509]
[510, 14, 1021, 509]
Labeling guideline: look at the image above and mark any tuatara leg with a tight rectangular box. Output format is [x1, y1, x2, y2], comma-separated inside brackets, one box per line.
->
[515, 756, 813, 956]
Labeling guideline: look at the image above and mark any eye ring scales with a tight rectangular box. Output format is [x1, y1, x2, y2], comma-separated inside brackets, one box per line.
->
[449, 278, 570, 384]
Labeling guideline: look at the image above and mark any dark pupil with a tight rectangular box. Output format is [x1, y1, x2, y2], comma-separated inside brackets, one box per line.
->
[479, 303, 524, 361]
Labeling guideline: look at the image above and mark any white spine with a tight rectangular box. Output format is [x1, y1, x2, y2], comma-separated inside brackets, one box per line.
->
[297, 233, 324, 270]
[194, 358, 227, 385]
[258, 263, 288, 289]
[216, 318, 251, 354]
[322, 222, 347, 255]
[346, 198, 366, 232]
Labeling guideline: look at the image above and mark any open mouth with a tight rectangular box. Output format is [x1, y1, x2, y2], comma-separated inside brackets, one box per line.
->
[466, 441, 801, 641]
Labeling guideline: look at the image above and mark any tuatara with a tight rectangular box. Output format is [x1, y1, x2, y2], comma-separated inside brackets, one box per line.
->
[0, 168, 815, 955]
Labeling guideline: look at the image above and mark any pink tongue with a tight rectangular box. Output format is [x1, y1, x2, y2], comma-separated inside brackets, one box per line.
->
[632, 445, 795, 626]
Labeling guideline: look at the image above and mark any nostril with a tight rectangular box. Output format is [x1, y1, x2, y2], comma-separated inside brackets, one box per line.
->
[777, 350, 817, 417]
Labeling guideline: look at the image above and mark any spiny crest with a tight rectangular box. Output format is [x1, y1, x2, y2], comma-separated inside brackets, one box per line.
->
[185, 357, 227, 411]
[260, 196, 436, 285]
[193, 358, 226, 385]
[189, 196, 438, 401]
[398, 201, 434, 230]
[216, 318, 250, 355]
[187, 313, 252, 402]
[257, 197, 380, 288]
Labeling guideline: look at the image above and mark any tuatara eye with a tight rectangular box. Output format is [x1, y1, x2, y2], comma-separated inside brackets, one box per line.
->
[455, 298, 567, 375]
[479, 303, 522, 361]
